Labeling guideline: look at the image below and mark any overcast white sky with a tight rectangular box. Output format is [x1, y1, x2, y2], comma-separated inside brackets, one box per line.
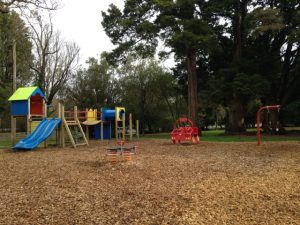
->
[52, 0, 124, 66]
[51, 0, 174, 68]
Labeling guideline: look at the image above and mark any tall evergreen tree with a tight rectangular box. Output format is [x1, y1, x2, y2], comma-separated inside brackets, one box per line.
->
[101, 0, 217, 125]
[205, 0, 299, 132]
[0, 11, 32, 119]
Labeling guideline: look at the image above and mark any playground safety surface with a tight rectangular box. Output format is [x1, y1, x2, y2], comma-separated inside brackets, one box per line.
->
[0, 140, 299, 225]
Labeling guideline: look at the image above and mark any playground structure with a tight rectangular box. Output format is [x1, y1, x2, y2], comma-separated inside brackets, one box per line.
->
[171, 117, 199, 144]
[257, 105, 280, 146]
[60, 105, 88, 148]
[8, 86, 87, 149]
[102, 107, 126, 140]
[9, 86, 139, 150]
[82, 109, 103, 140]
[8, 86, 58, 149]
[77, 107, 139, 141]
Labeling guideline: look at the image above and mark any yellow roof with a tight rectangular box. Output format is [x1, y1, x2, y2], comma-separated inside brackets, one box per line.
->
[8, 86, 45, 101]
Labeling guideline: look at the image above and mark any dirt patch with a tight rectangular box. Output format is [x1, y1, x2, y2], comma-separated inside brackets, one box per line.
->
[0, 140, 299, 225]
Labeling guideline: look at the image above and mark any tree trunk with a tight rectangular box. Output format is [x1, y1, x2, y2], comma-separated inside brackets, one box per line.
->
[186, 53, 198, 126]
[262, 107, 284, 134]
[227, 0, 248, 133]
[227, 97, 246, 133]
[277, 43, 292, 100]
[233, 0, 242, 61]
[233, 0, 248, 62]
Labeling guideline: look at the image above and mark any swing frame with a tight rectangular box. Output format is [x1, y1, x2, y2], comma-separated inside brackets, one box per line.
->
[256, 105, 280, 146]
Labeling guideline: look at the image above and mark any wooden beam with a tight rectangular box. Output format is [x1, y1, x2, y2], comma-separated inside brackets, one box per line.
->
[85, 108, 89, 141]
[115, 119, 118, 141]
[129, 113, 132, 141]
[122, 113, 125, 141]
[75, 116, 88, 146]
[74, 106, 78, 120]
[63, 118, 76, 148]
[12, 40, 16, 92]
[57, 103, 61, 147]
[43, 100, 47, 118]
[11, 116, 16, 146]
[43, 100, 47, 148]
[11, 40, 16, 147]
[27, 99, 30, 134]
[61, 105, 65, 148]
[101, 121, 103, 141]
[136, 120, 139, 139]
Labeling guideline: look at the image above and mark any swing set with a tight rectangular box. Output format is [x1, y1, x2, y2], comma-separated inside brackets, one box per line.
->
[256, 105, 280, 146]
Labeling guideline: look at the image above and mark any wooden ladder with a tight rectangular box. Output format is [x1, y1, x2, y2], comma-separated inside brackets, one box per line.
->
[63, 117, 88, 148]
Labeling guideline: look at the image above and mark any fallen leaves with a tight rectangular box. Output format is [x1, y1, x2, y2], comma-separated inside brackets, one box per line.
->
[0, 140, 299, 224]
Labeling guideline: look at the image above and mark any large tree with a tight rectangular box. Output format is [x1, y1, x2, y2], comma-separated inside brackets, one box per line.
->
[248, 1, 300, 104]
[0, 11, 32, 125]
[65, 55, 118, 109]
[245, 0, 300, 131]
[101, 0, 217, 125]
[119, 57, 178, 132]
[201, 0, 299, 132]
[27, 13, 80, 105]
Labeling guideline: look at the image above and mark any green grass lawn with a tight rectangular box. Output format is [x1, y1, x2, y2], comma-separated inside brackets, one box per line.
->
[0, 129, 298, 149]
[0, 141, 11, 148]
[142, 130, 300, 142]
[0, 134, 58, 149]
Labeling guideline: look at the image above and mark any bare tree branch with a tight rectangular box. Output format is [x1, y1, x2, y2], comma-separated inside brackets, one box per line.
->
[0, 0, 59, 13]
[27, 12, 80, 105]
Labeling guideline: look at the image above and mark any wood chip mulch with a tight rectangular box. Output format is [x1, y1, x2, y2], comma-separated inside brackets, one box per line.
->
[0, 140, 299, 225]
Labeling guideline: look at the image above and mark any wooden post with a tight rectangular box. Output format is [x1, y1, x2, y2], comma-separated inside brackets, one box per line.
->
[27, 99, 30, 134]
[43, 100, 47, 118]
[11, 40, 17, 147]
[61, 106, 76, 148]
[109, 121, 112, 140]
[122, 113, 125, 141]
[74, 105, 88, 146]
[129, 113, 133, 141]
[12, 40, 16, 93]
[85, 108, 89, 141]
[73, 106, 78, 145]
[43, 100, 47, 148]
[11, 116, 16, 146]
[101, 121, 103, 141]
[115, 119, 118, 140]
[58, 103, 61, 147]
[136, 120, 139, 139]
[58, 103, 61, 119]
[74, 106, 78, 120]
[61, 105, 65, 148]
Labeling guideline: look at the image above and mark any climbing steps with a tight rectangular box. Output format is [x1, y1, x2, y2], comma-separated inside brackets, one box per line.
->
[63, 117, 88, 148]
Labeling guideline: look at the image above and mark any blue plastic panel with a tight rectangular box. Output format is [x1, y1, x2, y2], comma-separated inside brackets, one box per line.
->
[11, 100, 28, 116]
[94, 124, 100, 140]
[103, 123, 111, 139]
[91, 123, 111, 140]
[101, 108, 115, 121]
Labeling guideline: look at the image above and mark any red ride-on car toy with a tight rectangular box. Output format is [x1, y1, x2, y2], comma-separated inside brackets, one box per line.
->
[171, 117, 199, 144]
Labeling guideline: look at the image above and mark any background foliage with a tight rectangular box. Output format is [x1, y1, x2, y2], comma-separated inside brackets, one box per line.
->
[0, 0, 299, 134]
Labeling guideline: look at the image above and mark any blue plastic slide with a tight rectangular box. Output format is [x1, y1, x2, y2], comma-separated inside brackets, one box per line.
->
[13, 118, 61, 150]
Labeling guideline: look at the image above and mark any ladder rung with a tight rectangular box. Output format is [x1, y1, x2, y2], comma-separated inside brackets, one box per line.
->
[67, 121, 78, 125]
